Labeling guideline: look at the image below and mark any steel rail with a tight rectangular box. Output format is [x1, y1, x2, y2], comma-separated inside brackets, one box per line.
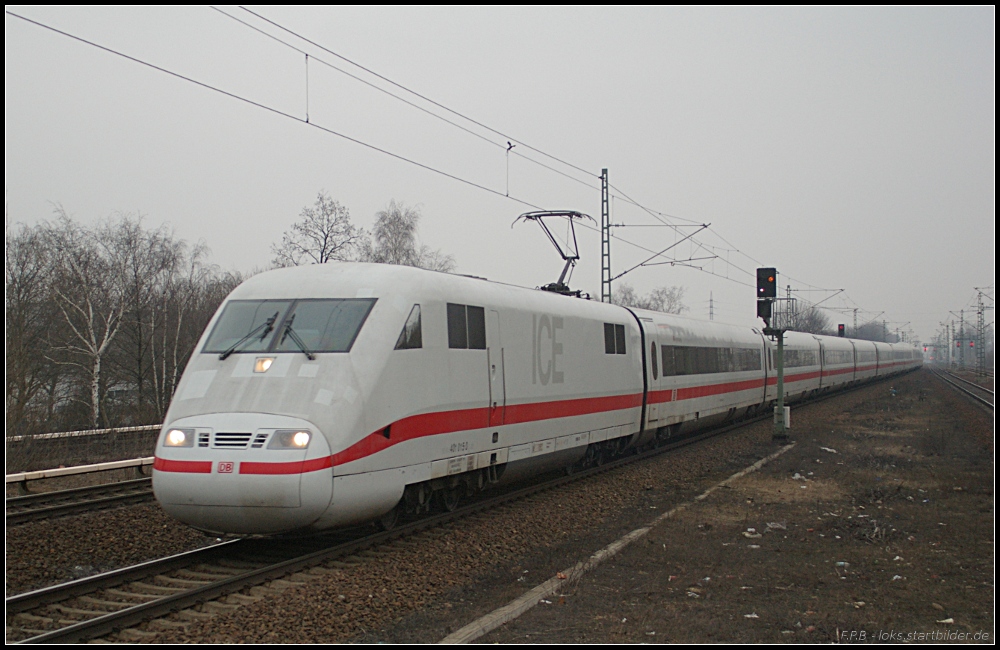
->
[6, 479, 155, 525]
[929, 367, 994, 410]
[941, 369, 994, 396]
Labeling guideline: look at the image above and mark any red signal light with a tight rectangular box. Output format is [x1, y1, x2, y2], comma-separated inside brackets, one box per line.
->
[756, 268, 777, 298]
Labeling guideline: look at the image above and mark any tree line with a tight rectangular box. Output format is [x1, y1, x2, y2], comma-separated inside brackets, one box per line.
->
[5, 195, 451, 437]
[271, 194, 454, 272]
[6, 209, 244, 436]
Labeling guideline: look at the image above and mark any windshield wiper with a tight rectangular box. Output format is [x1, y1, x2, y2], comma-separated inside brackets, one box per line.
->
[218, 312, 279, 360]
[280, 314, 316, 360]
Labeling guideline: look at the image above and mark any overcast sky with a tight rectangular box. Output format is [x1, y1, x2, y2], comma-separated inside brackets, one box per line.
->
[5, 7, 994, 343]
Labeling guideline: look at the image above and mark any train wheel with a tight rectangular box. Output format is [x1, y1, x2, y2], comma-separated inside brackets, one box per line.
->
[440, 487, 461, 512]
[376, 502, 400, 531]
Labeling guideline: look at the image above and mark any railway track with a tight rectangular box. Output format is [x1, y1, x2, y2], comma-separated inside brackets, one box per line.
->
[943, 368, 995, 393]
[6, 536, 339, 643]
[929, 367, 994, 410]
[6, 479, 155, 526]
[6, 372, 917, 644]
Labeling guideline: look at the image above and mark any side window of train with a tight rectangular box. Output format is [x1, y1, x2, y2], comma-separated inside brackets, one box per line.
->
[603, 323, 627, 355]
[650, 342, 658, 379]
[659, 346, 762, 376]
[447, 303, 486, 350]
[394, 305, 422, 350]
[824, 349, 851, 365]
[661, 345, 675, 377]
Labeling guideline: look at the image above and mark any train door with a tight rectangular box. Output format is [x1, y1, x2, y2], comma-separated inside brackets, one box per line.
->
[487, 310, 505, 426]
[645, 321, 660, 427]
[756, 331, 770, 406]
[817, 339, 826, 389]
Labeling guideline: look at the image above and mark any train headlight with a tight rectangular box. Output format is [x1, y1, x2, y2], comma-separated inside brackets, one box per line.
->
[164, 428, 195, 447]
[254, 357, 274, 373]
[268, 429, 311, 449]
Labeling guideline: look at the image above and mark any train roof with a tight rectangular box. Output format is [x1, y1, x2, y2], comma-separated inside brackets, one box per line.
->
[227, 264, 922, 352]
[226, 262, 630, 319]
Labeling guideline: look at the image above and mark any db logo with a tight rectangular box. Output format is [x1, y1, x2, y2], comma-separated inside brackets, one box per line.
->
[217, 461, 235, 474]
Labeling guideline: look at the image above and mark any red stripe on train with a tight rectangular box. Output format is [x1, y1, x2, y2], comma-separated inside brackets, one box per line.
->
[239, 456, 333, 475]
[162, 363, 915, 471]
[505, 393, 643, 424]
[766, 370, 822, 385]
[153, 457, 212, 473]
[332, 393, 643, 466]
[676, 377, 766, 400]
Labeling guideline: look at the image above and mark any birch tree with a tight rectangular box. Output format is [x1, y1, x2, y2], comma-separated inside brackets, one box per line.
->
[42, 211, 162, 428]
[362, 200, 455, 272]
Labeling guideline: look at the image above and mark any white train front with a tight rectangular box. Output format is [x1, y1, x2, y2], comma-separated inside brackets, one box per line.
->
[152, 263, 921, 535]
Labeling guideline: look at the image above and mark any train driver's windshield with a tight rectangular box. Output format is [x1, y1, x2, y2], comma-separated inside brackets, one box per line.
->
[203, 300, 291, 355]
[202, 299, 376, 355]
[275, 299, 376, 353]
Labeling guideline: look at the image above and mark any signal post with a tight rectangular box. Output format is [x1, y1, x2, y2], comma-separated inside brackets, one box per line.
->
[757, 268, 789, 442]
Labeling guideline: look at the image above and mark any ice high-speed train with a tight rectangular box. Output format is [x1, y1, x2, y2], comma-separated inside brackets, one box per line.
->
[153, 263, 921, 534]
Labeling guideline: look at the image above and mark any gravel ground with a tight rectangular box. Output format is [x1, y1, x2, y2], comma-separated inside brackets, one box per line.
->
[478, 369, 994, 643]
[5, 504, 216, 595]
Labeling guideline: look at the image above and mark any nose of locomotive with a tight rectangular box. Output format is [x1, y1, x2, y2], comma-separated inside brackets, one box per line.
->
[152, 413, 333, 535]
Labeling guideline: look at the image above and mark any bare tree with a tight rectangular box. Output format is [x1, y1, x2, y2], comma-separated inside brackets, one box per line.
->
[41, 213, 115, 428]
[611, 282, 687, 314]
[854, 321, 894, 343]
[107, 218, 184, 424]
[272, 192, 365, 267]
[146, 250, 244, 419]
[361, 200, 455, 272]
[786, 306, 831, 335]
[41, 210, 179, 428]
[6, 208, 248, 438]
[5, 223, 57, 435]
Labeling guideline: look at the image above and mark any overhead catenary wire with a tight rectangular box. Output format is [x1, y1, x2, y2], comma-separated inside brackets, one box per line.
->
[237, 2, 822, 293]
[209, 6, 603, 196]
[7, 7, 754, 291]
[5, 9, 545, 213]
[9, 8, 911, 331]
[236, 5, 601, 183]
[573, 219, 756, 289]
[6, 9, 740, 285]
[26, 6, 795, 297]
[227, 6, 755, 268]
